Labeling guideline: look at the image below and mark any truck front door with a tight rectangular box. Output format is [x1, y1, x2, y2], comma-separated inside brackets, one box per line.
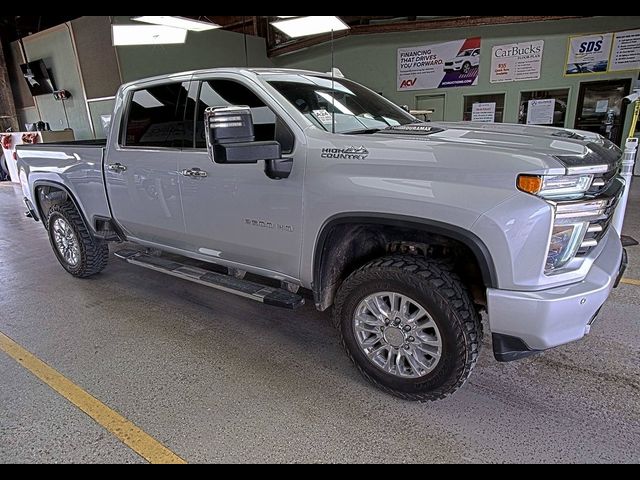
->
[105, 79, 194, 246]
[178, 75, 305, 282]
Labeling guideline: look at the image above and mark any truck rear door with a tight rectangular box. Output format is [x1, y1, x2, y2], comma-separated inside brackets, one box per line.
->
[105, 78, 194, 246]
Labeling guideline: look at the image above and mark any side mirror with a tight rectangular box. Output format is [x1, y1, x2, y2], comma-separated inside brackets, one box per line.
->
[400, 105, 411, 113]
[205, 106, 281, 165]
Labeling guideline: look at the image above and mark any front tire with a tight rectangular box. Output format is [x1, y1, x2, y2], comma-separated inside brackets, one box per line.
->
[47, 203, 109, 278]
[333, 255, 482, 402]
[462, 62, 471, 74]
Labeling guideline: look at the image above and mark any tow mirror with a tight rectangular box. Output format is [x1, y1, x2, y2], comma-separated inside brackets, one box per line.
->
[205, 106, 281, 165]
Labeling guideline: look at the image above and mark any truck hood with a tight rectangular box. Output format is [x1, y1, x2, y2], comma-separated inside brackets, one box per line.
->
[373, 122, 622, 172]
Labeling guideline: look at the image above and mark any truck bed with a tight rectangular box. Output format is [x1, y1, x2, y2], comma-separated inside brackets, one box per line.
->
[16, 140, 112, 225]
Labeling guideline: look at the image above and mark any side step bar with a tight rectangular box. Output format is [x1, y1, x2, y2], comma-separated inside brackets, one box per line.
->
[114, 249, 304, 309]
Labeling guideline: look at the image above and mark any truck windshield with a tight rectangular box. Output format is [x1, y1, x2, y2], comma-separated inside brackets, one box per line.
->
[266, 74, 417, 134]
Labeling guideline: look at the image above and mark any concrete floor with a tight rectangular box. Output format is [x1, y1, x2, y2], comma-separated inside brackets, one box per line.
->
[0, 181, 639, 464]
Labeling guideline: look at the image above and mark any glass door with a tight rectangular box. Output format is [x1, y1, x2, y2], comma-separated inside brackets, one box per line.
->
[574, 79, 631, 146]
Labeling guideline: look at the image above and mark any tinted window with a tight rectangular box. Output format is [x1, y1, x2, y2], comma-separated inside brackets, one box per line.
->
[195, 79, 293, 153]
[124, 82, 192, 148]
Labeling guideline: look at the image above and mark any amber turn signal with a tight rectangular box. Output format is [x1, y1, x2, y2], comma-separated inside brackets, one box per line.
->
[517, 175, 543, 195]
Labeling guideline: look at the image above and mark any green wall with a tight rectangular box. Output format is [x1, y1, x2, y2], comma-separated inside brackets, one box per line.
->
[274, 16, 640, 139]
[113, 16, 273, 82]
[20, 25, 93, 139]
[10, 16, 273, 139]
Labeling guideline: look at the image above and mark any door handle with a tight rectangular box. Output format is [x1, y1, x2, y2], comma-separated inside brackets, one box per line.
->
[107, 163, 127, 173]
[180, 168, 208, 178]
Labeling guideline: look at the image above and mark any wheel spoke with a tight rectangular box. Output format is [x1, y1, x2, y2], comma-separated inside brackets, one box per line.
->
[355, 321, 381, 335]
[361, 335, 382, 348]
[375, 295, 391, 317]
[404, 351, 424, 376]
[416, 332, 441, 346]
[355, 311, 384, 328]
[408, 306, 429, 323]
[367, 345, 387, 360]
[399, 295, 411, 319]
[364, 298, 385, 321]
[416, 318, 436, 330]
[415, 343, 441, 360]
[390, 293, 401, 312]
[383, 348, 396, 374]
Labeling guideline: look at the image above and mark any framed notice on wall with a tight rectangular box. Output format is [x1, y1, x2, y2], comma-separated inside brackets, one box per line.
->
[526, 99, 556, 125]
[471, 102, 496, 122]
[490, 41, 544, 83]
[565, 29, 640, 75]
[565, 33, 613, 75]
[610, 29, 640, 72]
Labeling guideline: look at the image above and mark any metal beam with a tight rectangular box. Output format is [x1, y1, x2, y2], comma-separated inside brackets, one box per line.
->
[0, 41, 19, 131]
[268, 16, 588, 57]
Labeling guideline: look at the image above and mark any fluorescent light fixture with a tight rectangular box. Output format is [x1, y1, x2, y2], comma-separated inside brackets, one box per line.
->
[112, 25, 187, 46]
[271, 16, 349, 38]
[132, 90, 164, 108]
[133, 16, 220, 32]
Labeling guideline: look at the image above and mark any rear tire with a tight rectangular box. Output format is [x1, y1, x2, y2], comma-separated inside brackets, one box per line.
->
[0, 154, 8, 181]
[47, 203, 109, 278]
[333, 255, 482, 402]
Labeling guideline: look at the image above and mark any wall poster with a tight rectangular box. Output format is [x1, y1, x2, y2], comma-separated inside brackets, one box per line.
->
[490, 40, 544, 83]
[398, 37, 481, 91]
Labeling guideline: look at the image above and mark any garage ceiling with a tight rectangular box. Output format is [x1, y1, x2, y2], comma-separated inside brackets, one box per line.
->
[0, 15, 589, 56]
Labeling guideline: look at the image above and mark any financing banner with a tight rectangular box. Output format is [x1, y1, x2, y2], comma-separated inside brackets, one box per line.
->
[398, 37, 480, 91]
[490, 41, 544, 83]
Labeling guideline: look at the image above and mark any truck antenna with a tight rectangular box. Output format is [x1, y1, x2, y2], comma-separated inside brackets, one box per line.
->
[331, 28, 335, 134]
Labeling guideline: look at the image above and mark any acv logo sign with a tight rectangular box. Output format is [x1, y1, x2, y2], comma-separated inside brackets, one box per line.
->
[400, 78, 417, 89]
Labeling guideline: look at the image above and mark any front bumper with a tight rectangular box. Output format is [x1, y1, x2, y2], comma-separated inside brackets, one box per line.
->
[487, 229, 624, 361]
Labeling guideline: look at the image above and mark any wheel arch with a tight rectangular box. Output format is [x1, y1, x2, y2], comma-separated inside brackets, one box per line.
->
[312, 213, 498, 311]
[33, 180, 91, 233]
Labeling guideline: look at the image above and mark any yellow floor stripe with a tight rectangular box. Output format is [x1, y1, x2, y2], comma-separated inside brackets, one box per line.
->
[621, 278, 640, 286]
[0, 331, 186, 464]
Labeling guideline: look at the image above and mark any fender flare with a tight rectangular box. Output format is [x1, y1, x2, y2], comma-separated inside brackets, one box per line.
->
[32, 180, 92, 233]
[312, 213, 499, 306]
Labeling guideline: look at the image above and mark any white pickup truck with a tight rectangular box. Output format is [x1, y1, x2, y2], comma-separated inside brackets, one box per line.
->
[16, 68, 627, 401]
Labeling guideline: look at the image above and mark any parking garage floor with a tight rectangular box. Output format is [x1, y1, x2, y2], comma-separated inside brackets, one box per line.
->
[0, 181, 639, 464]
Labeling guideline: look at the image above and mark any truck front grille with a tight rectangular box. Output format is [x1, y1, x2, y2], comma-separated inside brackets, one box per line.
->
[554, 174, 624, 258]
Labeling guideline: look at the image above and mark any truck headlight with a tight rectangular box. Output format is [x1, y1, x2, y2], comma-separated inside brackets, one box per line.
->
[518, 174, 593, 200]
[545, 221, 589, 272]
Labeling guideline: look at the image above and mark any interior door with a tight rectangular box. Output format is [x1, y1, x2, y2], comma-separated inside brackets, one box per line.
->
[178, 76, 304, 281]
[574, 79, 631, 146]
[105, 80, 193, 246]
[415, 95, 446, 121]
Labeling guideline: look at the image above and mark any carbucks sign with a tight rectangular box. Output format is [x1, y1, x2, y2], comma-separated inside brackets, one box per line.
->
[490, 40, 544, 83]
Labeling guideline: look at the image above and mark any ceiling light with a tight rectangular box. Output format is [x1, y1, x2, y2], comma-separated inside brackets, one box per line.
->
[271, 16, 349, 38]
[133, 16, 220, 32]
[112, 25, 187, 46]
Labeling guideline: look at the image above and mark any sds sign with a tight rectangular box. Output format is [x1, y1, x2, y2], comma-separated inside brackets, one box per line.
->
[579, 40, 603, 53]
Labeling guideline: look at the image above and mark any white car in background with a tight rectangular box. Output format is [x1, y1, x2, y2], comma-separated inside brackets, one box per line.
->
[444, 48, 480, 74]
